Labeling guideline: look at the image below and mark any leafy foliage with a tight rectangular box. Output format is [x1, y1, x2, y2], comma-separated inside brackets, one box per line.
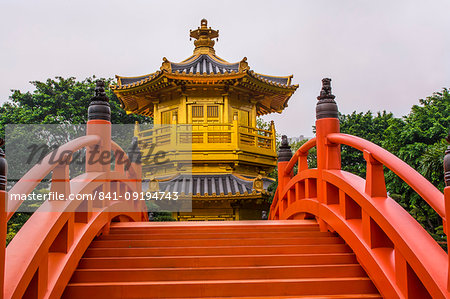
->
[6, 213, 31, 245]
[339, 111, 394, 177]
[381, 89, 449, 245]
[0, 76, 150, 128]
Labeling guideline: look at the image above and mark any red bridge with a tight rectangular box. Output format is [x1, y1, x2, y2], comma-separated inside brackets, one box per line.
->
[1, 79, 449, 298]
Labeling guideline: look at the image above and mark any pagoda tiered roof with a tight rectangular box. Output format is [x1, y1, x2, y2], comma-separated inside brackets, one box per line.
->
[112, 19, 298, 116]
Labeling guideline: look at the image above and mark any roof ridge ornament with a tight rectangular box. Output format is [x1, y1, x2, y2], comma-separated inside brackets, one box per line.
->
[190, 19, 219, 55]
[160, 57, 172, 72]
[239, 57, 250, 72]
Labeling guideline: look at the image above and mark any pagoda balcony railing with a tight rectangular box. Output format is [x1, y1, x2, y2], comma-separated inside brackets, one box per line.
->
[136, 120, 276, 157]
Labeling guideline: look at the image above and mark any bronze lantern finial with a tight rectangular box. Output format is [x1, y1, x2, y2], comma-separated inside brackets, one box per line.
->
[316, 78, 339, 120]
[278, 135, 293, 162]
[88, 80, 111, 121]
[189, 19, 219, 55]
[317, 78, 335, 101]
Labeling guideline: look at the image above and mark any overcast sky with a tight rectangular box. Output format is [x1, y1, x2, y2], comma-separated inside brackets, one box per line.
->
[1, 0, 449, 136]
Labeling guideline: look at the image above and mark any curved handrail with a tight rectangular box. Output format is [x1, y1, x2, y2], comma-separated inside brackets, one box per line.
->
[5, 135, 147, 298]
[7, 135, 101, 221]
[271, 168, 448, 298]
[271, 80, 448, 297]
[5, 171, 145, 298]
[271, 130, 448, 297]
[327, 133, 445, 219]
[284, 137, 316, 175]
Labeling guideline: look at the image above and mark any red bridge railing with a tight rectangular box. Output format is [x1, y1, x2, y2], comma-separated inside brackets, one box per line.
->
[270, 78, 449, 298]
[0, 81, 148, 299]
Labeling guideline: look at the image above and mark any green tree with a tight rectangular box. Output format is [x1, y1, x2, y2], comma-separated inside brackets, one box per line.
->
[0, 76, 150, 129]
[382, 89, 449, 244]
[339, 111, 394, 177]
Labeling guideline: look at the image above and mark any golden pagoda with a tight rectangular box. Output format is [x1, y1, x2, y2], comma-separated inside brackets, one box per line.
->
[112, 19, 298, 220]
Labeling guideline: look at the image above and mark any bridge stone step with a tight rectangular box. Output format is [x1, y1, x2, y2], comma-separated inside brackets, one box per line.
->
[89, 236, 344, 248]
[70, 264, 368, 283]
[83, 244, 352, 257]
[166, 296, 382, 299]
[78, 253, 357, 269]
[99, 230, 334, 240]
[108, 220, 320, 233]
[63, 278, 378, 298]
[109, 227, 321, 235]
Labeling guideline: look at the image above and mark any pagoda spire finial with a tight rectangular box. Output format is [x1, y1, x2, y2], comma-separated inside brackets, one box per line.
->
[190, 19, 219, 55]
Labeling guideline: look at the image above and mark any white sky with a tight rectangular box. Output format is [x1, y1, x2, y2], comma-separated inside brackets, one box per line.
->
[1, 0, 449, 137]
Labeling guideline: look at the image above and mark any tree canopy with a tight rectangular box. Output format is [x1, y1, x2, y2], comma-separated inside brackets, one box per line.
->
[0, 76, 150, 129]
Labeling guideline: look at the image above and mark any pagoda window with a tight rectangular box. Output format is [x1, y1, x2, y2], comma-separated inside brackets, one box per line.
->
[192, 105, 204, 123]
[161, 109, 177, 125]
[207, 105, 219, 123]
[190, 104, 222, 123]
[238, 110, 249, 127]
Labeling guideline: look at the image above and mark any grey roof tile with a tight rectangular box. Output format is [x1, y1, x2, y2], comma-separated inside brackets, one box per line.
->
[145, 174, 273, 197]
[171, 54, 239, 75]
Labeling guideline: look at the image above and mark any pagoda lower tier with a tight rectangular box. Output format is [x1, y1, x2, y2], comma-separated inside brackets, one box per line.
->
[143, 174, 273, 221]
